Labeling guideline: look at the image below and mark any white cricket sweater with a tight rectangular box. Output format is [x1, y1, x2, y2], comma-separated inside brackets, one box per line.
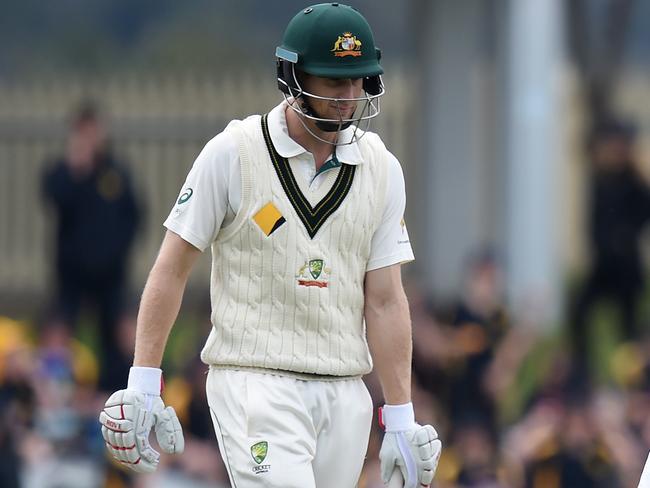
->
[200, 114, 388, 377]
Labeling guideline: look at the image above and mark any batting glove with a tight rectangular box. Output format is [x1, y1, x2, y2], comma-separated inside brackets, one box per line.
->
[379, 402, 442, 488]
[99, 367, 184, 473]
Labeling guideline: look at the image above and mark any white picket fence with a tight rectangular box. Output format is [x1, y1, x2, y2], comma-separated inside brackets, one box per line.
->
[0, 71, 413, 303]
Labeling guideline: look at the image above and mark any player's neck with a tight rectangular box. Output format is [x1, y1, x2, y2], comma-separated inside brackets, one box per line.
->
[285, 106, 336, 170]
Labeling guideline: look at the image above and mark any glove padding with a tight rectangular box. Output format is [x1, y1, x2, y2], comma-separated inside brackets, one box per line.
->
[380, 424, 441, 488]
[99, 389, 184, 473]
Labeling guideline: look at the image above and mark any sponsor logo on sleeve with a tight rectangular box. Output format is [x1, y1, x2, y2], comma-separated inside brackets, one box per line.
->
[177, 188, 193, 204]
[398, 217, 410, 244]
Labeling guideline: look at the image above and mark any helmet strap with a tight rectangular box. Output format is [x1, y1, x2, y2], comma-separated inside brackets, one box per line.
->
[298, 95, 352, 132]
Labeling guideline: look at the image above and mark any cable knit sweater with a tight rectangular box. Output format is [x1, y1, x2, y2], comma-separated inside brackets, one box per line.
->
[200, 114, 388, 377]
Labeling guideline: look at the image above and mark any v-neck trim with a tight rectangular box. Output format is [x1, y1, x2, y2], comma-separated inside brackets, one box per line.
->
[261, 114, 356, 239]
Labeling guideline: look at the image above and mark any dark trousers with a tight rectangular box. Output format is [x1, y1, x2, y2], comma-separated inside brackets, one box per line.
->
[0, 437, 20, 488]
[56, 269, 130, 392]
[569, 267, 641, 375]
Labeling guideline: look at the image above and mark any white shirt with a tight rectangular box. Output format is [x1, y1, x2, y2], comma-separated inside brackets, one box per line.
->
[164, 101, 414, 271]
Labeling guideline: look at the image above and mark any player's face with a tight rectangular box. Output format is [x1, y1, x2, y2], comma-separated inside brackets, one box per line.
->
[301, 74, 364, 122]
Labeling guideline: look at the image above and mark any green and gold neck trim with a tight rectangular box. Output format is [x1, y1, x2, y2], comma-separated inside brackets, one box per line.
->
[261, 114, 356, 239]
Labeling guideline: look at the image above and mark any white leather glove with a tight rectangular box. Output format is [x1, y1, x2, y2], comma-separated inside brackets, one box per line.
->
[99, 367, 184, 473]
[379, 403, 442, 488]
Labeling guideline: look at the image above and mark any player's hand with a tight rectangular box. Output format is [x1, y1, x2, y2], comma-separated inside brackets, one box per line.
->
[99, 367, 184, 473]
[379, 403, 441, 488]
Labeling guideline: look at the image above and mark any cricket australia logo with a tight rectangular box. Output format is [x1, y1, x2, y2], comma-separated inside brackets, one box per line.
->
[251, 441, 270, 475]
[296, 259, 331, 288]
[331, 32, 362, 57]
[251, 441, 268, 464]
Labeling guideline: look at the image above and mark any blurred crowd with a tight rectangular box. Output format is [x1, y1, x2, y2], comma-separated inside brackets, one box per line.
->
[3, 105, 650, 488]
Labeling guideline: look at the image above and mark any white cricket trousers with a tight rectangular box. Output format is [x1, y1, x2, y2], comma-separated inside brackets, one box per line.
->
[206, 368, 374, 488]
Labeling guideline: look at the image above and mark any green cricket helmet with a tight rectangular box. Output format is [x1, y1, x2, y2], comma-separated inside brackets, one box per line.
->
[276, 3, 385, 139]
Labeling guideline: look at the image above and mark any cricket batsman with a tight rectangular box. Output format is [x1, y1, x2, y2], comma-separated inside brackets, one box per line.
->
[99, 3, 441, 487]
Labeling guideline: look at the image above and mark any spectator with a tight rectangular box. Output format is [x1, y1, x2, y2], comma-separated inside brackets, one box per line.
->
[445, 417, 506, 487]
[504, 392, 622, 488]
[42, 101, 141, 392]
[437, 250, 533, 435]
[0, 347, 35, 488]
[411, 250, 537, 487]
[569, 118, 650, 380]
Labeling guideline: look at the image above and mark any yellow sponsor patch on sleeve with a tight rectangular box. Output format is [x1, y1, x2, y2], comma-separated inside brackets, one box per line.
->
[253, 202, 286, 236]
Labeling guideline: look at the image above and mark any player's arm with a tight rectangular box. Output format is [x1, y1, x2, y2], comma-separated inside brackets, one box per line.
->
[99, 230, 200, 473]
[134, 229, 202, 367]
[364, 263, 412, 404]
[99, 130, 231, 473]
[365, 264, 441, 488]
